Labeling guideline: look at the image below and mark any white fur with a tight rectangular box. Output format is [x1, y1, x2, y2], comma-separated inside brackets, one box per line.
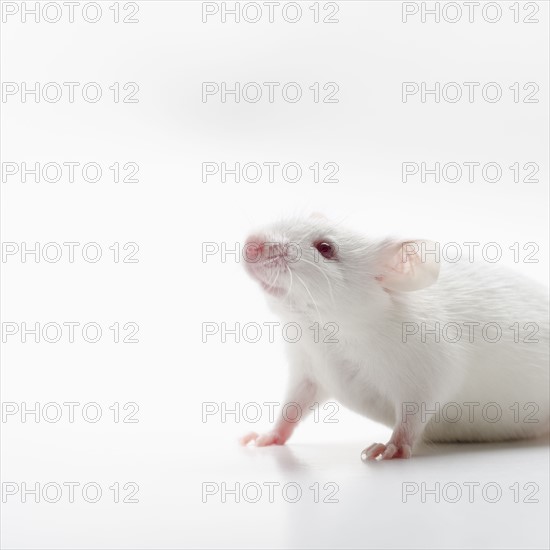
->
[245, 216, 550, 448]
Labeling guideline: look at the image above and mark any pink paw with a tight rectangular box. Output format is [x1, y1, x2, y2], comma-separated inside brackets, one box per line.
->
[239, 431, 286, 447]
[361, 442, 412, 461]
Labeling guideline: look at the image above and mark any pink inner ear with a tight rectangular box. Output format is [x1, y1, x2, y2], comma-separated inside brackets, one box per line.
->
[376, 243, 416, 286]
[390, 244, 411, 275]
[377, 240, 440, 292]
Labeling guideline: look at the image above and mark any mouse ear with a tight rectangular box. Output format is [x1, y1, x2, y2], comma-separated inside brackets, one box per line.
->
[376, 240, 440, 292]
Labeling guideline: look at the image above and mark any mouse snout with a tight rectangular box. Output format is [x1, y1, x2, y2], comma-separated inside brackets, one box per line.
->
[243, 235, 265, 262]
[243, 233, 292, 297]
[244, 234, 290, 269]
[245, 237, 288, 262]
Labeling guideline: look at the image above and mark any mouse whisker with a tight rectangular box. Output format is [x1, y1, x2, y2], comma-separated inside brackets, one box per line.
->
[294, 271, 322, 325]
[265, 265, 281, 290]
[283, 265, 294, 299]
[299, 257, 335, 305]
[263, 261, 278, 284]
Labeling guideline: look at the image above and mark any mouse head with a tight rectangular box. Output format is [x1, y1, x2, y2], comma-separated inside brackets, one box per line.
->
[244, 214, 440, 316]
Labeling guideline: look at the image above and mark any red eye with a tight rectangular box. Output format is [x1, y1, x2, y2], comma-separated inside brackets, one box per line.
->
[314, 241, 336, 260]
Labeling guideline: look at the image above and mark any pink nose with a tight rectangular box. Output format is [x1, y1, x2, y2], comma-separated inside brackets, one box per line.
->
[244, 235, 265, 262]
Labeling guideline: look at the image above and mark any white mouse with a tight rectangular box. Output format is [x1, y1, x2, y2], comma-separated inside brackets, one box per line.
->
[240, 214, 550, 460]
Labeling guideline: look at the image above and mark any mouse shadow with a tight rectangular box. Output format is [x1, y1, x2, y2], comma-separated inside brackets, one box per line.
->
[239, 443, 312, 472]
[414, 433, 550, 458]
[239, 434, 549, 472]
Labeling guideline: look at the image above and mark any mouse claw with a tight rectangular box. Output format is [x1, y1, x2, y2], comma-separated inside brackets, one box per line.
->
[361, 443, 386, 461]
[361, 442, 413, 461]
[239, 432, 259, 446]
[382, 443, 398, 459]
[240, 430, 287, 447]
[255, 431, 284, 446]
[382, 441, 412, 459]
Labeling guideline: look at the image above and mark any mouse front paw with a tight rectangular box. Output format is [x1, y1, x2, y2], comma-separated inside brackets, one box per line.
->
[239, 431, 286, 447]
[361, 442, 412, 461]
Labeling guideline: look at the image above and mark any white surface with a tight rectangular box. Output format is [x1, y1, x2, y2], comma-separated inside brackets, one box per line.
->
[1, 1, 549, 548]
[2, 429, 550, 549]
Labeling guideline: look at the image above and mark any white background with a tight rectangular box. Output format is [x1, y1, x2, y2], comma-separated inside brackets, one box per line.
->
[1, 1, 549, 548]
